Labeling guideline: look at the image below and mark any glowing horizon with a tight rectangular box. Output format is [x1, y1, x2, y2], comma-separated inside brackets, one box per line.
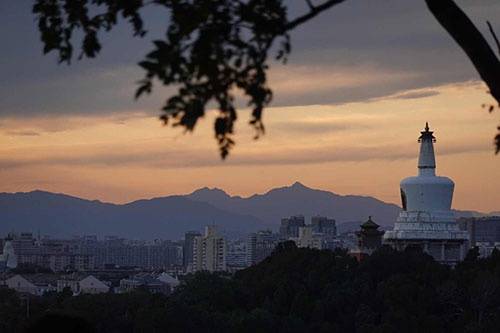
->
[1, 81, 498, 213]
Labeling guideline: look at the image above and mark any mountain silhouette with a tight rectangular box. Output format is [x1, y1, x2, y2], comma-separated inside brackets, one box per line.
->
[188, 181, 401, 227]
[0, 190, 264, 239]
[0, 183, 490, 239]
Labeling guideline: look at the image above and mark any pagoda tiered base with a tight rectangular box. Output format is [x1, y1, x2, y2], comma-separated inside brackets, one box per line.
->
[384, 221, 468, 264]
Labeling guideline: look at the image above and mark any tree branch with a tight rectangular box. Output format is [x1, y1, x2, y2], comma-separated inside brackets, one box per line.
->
[487, 21, 500, 57]
[285, 0, 346, 31]
[425, 0, 500, 105]
[304, 0, 315, 11]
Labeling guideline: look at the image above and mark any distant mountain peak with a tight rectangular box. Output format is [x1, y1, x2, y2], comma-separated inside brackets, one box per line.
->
[191, 186, 228, 195]
[189, 187, 231, 201]
[24, 189, 52, 195]
[291, 181, 308, 189]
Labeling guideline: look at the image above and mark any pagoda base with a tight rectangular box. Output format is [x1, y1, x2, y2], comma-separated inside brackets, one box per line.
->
[384, 230, 468, 265]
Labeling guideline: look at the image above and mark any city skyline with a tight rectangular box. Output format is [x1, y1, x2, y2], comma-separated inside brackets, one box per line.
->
[2, 1, 500, 331]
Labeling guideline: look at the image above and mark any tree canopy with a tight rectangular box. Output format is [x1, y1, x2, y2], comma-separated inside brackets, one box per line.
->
[32, 0, 500, 157]
[4, 244, 500, 332]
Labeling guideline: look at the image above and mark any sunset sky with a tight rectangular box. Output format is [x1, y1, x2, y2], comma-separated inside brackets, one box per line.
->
[1, 0, 499, 212]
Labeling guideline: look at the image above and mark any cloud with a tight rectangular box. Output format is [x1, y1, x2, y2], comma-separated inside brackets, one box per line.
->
[0, 138, 490, 171]
[270, 119, 368, 135]
[0, 112, 149, 134]
[391, 90, 440, 100]
[6, 130, 40, 137]
[1, 0, 499, 119]
[267, 64, 426, 107]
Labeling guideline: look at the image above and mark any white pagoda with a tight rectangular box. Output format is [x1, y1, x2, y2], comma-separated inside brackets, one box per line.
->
[383, 123, 468, 264]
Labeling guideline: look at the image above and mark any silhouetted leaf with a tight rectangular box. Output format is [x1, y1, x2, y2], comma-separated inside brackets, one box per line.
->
[495, 126, 500, 154]
[33, 0, 500, 158]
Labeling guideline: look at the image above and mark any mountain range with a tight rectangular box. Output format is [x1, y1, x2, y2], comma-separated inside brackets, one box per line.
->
[0, 182, 494, 239]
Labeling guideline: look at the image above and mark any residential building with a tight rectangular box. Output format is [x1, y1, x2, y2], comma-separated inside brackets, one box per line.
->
[6, 274, 57, 296]
[183, 231, 201, 270]
[157, 272, 180, 290]
[246, 230, 280, 266]
[2, 233, 185, 272]
[311, 216, 337, 238]
[57, 274, 109, 295]
[458, 216, 500, 247]
[119, 273, 172, 295]
[192, 226, 226, 272]
[5, 233, 95, 272]
[293, 226, 324, 250]
[279, 215, 305, 239]
[81, 238, 182, 270]
[226, 240, 247, 271]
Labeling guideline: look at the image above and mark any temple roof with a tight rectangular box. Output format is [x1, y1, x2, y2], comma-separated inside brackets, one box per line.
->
[361, 216, 380, 229]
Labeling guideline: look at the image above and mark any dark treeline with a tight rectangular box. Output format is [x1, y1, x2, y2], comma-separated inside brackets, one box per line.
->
[2, 242, 500, 333]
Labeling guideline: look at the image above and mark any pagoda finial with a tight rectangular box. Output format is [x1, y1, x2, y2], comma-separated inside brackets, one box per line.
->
[419, 122, 435, 143]
[418, 123, 437, 174]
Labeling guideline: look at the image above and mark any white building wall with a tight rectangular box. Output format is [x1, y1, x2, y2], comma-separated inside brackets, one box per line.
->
[79, 275, 109, 294]
[192, 227, 226, 272]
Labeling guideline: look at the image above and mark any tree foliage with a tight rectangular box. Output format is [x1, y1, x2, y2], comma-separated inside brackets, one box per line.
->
[32, 0, 500, 157]
[4, 244, 500, 332]
[33, 0, 299, 158]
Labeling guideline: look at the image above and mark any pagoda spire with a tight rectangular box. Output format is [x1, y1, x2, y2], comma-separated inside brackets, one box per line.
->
[417, 122, 436, 176]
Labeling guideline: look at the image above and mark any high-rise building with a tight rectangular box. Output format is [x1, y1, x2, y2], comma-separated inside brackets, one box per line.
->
[83, 238, 182, 270]
[192, 226, 226, 272]
[226, 240, 247, 271]
[311, 216, 337, 238]
[279, 215, 306, 239]
[246, 230, 280, 266]
[183, 231, 201, 270]
[3, 233, 182, 272]
[4, 233, 95, 272]
[383, 123, 468, 264]
[294, 226, 324, 249]
[458, 216, 500, 247]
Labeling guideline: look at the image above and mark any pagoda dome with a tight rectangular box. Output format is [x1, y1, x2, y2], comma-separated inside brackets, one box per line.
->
[399, 123, 454, 215]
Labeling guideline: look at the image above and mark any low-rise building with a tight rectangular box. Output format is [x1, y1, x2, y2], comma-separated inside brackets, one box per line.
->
[157, 272, 180, 289]
[5, 274, 57, 296]
[57, 274, 109, 295]
[119, 273, 172, 295]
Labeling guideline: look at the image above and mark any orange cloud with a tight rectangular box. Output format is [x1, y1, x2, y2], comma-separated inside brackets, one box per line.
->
[0, 81, 498, 212]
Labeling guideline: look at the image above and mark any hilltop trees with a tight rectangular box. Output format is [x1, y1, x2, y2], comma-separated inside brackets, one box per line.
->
[3, 244, 500, 332]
